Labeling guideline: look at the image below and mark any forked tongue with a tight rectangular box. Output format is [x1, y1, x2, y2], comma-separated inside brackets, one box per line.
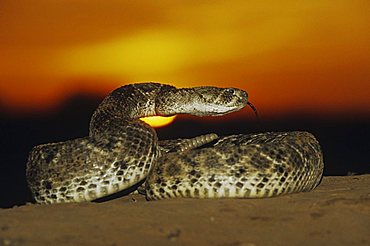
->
[247, 101, 260, 121]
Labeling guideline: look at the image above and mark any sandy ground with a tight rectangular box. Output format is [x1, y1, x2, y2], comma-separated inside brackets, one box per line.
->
[1, 175, 369, 246]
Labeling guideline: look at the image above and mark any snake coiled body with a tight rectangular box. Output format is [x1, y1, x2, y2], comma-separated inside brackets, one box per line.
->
[26, 83, 324, 204]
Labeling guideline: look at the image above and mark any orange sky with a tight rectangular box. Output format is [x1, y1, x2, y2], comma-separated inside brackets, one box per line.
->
[1, 0, 369, 118]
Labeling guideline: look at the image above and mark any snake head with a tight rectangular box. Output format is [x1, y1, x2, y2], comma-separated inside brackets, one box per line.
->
[189, 86, 249, 116]
[155, 85, 249, 117]
[165, 86, 249, 117]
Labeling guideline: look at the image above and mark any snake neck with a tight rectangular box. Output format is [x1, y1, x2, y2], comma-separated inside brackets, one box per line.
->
[89, 83, 171, 137]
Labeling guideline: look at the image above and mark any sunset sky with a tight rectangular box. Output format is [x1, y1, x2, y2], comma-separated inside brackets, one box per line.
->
[1, 0, 369, 118]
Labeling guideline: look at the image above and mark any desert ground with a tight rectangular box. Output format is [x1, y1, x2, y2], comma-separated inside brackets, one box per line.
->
[1, 175, 369, 246]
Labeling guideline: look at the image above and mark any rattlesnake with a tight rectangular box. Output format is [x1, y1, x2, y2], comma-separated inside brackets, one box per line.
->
[26, 83, 324, 204]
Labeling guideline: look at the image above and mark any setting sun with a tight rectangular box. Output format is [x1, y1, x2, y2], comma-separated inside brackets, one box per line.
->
[140, 115, 177, 128]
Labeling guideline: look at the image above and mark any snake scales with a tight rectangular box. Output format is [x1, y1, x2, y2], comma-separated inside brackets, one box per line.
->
[26, 83, 324, 204]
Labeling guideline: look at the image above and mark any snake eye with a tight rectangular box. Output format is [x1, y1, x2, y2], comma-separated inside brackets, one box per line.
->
[222, 89, 236, 101]
[226, 89, 236, 94]
[224, 88, 236, 97]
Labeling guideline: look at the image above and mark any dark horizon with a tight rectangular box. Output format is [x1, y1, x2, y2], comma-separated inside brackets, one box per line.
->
[1, 93, 369, 208]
